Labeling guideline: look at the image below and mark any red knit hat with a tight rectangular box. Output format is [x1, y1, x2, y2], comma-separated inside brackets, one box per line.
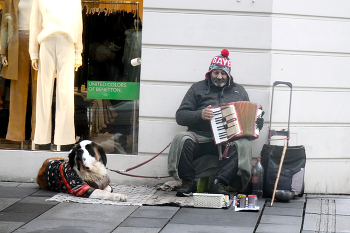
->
[205, 49, 231, 80]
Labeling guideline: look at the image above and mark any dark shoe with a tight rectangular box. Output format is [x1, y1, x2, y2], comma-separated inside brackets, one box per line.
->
[36, 143, 51, 150]
[59, 144, 75, 152]
[208, 179, 229, 195]
[176, 180, 197, 197]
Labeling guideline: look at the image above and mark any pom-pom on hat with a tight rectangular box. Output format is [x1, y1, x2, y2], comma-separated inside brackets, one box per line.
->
[205, 49, 231, 80]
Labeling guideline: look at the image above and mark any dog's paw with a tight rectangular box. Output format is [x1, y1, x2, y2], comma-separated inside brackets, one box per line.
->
[110, 193, 127, 202]
[117, 194, 128, 202]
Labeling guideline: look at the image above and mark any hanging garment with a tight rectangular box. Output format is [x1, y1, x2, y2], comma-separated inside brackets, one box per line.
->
[6, 31, 37, 141]
[0, 0, 37, 141]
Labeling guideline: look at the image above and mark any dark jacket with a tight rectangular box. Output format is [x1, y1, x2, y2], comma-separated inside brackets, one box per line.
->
[176, 77, 249, 137]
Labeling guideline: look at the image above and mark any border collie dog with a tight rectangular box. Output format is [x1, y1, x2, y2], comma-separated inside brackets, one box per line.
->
[37, 140, 127, 201]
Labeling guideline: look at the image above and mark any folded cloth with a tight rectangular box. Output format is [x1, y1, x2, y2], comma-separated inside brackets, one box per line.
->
[156, 181, 182, 191]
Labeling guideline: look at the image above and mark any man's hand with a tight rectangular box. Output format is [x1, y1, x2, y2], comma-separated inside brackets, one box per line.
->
[256, 111, 265, 130]
[202, 105, 214, 121]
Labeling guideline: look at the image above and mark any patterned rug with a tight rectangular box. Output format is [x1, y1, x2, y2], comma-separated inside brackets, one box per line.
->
[46, 182, 208, 207]
[46, 185, 157, 206]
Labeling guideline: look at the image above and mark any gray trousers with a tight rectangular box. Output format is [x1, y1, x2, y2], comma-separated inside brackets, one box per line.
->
[178, 139, 239, 186]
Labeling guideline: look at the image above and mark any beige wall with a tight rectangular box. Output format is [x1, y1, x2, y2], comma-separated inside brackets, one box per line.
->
[138, 0, 350, 193]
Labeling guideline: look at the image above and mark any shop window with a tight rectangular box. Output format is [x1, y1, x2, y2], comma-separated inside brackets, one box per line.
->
[0, 1, 142, 154]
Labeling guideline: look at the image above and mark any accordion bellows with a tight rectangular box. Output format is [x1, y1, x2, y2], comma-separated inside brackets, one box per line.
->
[210, 102, 262, 144]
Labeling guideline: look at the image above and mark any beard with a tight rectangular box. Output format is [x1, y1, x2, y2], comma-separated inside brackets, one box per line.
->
[211, 77, 227, 87]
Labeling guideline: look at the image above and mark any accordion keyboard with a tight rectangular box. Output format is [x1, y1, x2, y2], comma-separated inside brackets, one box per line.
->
[211, 107, 228, 144]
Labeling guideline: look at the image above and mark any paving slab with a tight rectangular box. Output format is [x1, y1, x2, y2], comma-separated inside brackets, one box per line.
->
[0, 221, 25, 233]
[302, 213, 317, 231]
[335, 215, 350, 233]
[304, 198, 321, 214]
[259, 214, 302, 226]
[18, 196, 58, 205]
[0, 198, 21, 211]
[307, 195, 350, 200]
[0, 187, 39, 198]
[119, 217, 169, 228]
[267, 197, 305, 209]
[30, 189, 57, 197]
[0, 212, 40, 222]
[0, 182, 22, 187]
[335, 199, 350, 216]
[14, 219, 120, 233]
[161, 223, 253, 233]
[256, 223, 301, 233]
[302, 212, 337, 232]
[112, 227, 162, 233]
[13, 203, 139, 233]
[37, 203, 138, 222]
[17, 183, 40, 189]
[169, 207, 259, 228]
[2, 202, 56, 216]
[263, 206, 304, 217]
[130, 206, 179, 219]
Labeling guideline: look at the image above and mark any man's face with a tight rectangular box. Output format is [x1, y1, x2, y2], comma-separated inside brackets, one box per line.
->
[211, 69, 228, 87]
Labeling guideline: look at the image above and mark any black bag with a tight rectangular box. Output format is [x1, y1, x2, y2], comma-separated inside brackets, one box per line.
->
[261, 144, 306, 197]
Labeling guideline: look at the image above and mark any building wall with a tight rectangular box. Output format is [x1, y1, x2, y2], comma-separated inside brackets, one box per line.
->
[139, 0, 350, 193]
[138, 0, 273, 184]
[270, 0, 350, 193]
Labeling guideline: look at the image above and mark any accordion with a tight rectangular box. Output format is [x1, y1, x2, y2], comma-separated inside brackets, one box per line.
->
[210, 102, 263, 145]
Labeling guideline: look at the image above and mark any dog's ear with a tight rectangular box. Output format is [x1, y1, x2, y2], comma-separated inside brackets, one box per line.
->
[94, 142, 107, 166]
[68, 144, 79, 168]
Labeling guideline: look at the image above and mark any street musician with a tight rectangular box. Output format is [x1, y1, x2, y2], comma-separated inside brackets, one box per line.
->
[168, 49, 264, 197]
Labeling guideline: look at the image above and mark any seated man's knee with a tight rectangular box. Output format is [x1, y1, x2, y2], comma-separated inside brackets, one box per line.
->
[183, 139, 196, 149]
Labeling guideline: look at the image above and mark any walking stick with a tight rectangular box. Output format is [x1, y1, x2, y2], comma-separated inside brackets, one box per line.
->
[270, 144, 287, 207]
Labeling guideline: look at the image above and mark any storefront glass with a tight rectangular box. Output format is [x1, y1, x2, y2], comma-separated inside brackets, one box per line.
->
[0, 0, 142, 154]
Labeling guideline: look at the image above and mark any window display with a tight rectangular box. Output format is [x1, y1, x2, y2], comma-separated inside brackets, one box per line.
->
[0, 0, 142, 154]
[0, 0, 37, 144]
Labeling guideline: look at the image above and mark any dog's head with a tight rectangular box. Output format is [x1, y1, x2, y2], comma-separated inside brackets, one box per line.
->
[68, 140, 107, 175]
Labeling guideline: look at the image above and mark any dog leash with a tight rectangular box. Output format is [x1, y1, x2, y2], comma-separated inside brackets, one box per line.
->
[106, 142, 172, 179]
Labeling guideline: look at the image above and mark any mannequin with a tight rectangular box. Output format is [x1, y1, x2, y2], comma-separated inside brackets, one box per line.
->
[0, 0, 37, 143]
[29, 0, 83, 147]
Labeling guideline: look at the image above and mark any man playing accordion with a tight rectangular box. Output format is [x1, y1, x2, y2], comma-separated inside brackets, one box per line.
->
[168, 49, 264, 197]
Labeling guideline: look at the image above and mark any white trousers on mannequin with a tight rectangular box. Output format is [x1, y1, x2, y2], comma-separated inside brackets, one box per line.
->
[34, 33, 75, 145]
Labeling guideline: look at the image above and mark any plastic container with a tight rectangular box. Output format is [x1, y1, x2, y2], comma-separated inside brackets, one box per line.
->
[252, 158, 264, 198]
[193, 193, 229, 208]
[197, 177, 209, 193]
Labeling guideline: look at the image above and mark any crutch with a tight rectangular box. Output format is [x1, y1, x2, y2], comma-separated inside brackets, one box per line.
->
[268, 81, 292, 207]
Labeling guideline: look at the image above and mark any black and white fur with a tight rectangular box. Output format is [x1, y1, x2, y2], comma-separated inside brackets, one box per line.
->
[67, 140, 127, 201]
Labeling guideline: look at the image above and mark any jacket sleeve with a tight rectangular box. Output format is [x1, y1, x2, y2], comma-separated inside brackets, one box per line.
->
[0, 1, 9, 55]
[237, 84, 250, 102]
[242, 88, 250, 102]
[74, 0, 83, 60]
[175, 85, 203, 127]
[29, 0, 41, 60]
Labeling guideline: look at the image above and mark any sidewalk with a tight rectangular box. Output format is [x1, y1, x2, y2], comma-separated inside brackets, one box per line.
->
[1, 182, 350, 233]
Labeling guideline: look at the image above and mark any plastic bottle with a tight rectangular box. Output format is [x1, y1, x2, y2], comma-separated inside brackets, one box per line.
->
[252, 158, 264, 198]
[248, 164, 256, 194]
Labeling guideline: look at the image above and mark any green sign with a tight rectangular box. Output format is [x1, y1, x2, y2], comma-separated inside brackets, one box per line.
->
[87, 81, 140, 100]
